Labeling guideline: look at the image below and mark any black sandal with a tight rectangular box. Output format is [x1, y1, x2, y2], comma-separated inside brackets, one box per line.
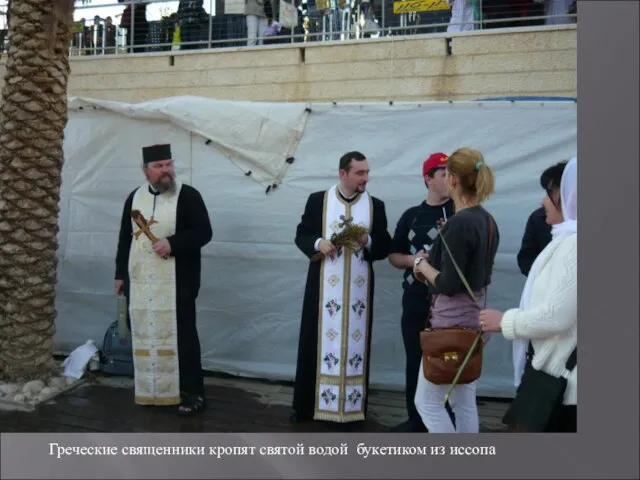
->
[178, 394, 207, 416]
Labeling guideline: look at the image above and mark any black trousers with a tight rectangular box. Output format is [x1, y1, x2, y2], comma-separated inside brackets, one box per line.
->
[180, 23, 204, 50]
[176, 297, 205, 396]
[401, 290, 430, 426]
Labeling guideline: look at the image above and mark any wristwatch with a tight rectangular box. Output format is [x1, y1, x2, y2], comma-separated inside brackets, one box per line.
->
[414, 256, 425, 267]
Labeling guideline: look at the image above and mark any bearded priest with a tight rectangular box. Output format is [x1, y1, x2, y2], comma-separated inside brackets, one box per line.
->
[114, 143, 213, 416]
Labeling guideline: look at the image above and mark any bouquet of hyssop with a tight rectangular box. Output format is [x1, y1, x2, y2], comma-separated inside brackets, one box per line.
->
[310, 223, 370, 262]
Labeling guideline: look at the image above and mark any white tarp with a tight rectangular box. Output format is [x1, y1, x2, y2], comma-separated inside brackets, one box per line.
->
[55, 97, 577, 399]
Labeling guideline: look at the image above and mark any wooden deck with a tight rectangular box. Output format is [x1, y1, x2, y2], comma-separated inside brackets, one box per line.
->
[0, 373, 510, 433]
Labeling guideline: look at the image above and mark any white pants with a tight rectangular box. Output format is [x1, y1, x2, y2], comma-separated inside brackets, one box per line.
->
[447, 0, 477, 32]
[414, 359, 479, 433]
[246, 15, 268, 46]
[545, 0, 574, 25]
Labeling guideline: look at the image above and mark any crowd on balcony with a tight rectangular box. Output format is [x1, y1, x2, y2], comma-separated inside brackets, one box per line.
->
[0, 0, 576, 57]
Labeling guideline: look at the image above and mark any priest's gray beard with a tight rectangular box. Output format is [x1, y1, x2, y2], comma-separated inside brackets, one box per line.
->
[152, 177, 176, 194]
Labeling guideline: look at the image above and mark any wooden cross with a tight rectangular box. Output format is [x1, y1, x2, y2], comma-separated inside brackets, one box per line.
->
[338, 214, 353, 228]
[131, 210, 159, 244]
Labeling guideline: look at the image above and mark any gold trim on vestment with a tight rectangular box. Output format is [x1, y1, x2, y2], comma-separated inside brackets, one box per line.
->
[134, 395, 181, 406]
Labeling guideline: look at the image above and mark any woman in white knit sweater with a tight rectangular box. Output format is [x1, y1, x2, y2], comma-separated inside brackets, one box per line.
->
[480, 156, 577, 432]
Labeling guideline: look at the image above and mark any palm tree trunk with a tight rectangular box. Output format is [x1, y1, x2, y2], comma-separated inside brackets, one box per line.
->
[0, 0, 76, 382]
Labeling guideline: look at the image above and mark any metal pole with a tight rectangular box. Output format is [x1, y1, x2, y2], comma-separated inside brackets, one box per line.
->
[102, 19, 107, 54]
[90, 20, 94, 55]
[290, 1, 295, 44]
[131, 1, 135, 53]
[208, 0, 213, 48]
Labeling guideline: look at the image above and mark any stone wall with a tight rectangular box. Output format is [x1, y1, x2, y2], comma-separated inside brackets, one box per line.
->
[0, 25, 576, 103]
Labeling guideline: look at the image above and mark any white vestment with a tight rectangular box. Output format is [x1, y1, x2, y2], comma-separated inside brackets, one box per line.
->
[314, 185, 373, 423]
[128, 182, 183, 406]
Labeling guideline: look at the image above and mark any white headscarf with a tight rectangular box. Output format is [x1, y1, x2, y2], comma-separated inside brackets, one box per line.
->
[512, 156, 577, 386]
[551, 156, 577, 237]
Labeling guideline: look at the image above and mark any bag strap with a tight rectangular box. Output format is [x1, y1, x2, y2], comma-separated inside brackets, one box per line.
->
[565, 347, 577, 370]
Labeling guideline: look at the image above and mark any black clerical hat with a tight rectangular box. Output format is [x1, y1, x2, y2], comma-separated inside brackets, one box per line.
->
[142, 144, 172, 164]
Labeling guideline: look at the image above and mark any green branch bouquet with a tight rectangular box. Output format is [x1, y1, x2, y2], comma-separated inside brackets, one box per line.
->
[310, 216, 369, 262]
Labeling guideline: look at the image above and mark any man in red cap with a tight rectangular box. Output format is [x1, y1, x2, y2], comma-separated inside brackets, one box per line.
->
[388, 152, 455, 432]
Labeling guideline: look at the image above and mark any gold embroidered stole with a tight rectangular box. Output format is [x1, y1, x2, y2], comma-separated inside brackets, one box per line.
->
[314, 185, 373, 423]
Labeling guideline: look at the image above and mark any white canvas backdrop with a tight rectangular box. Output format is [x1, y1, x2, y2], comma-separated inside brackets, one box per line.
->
[55, 97, 577, 398]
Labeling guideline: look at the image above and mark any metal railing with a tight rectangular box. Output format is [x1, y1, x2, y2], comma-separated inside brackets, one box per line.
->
[69, 17, 125, 55]
[0, 0, 576, 57]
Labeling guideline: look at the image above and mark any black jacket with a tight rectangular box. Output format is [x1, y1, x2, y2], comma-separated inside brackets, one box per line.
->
[517, 206, 552, 277]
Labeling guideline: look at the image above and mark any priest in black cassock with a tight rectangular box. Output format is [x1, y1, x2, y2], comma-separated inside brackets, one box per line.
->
[291, 151, 392, 425]
[114, 143, 213, 416]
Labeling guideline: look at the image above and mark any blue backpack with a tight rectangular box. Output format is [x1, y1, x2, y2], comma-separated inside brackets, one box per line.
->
[100, 321, 134, 377]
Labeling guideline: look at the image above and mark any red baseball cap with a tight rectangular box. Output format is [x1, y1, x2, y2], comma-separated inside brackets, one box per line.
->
[422, 152, 449, 176]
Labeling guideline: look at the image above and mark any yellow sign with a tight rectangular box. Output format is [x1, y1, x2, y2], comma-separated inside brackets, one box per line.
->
[315, 0, 348, 9]
[69, 21, 84, 34]
[393, 0, 449, 15]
